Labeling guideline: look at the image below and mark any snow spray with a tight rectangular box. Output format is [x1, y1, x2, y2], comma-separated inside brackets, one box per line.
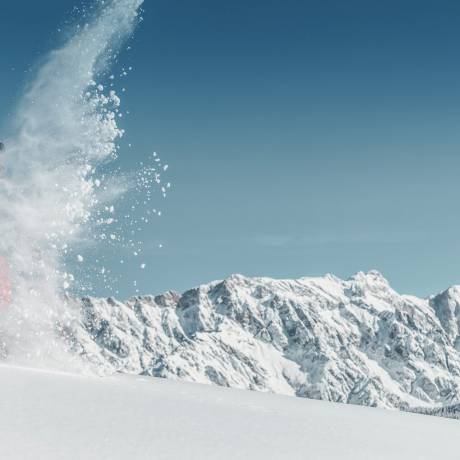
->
[0, 0, 160, 371]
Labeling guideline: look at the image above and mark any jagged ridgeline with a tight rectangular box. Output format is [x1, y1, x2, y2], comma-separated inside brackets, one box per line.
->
[68, 270, 460, 418]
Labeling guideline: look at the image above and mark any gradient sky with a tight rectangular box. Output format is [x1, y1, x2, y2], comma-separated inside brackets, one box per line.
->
[2, 0, 460, 298]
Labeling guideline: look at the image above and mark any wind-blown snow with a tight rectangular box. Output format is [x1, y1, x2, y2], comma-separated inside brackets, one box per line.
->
[0, 0, 145, 369]
[0, 365, 458, 460]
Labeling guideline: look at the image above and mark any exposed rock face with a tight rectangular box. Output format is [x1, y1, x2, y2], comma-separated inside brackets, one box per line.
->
[70, 271, 460, 410]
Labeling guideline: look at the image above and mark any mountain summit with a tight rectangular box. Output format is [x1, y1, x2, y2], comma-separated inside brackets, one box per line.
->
[71, 271, 460, 411]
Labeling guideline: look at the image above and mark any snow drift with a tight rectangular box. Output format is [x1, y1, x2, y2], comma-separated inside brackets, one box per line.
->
[0, 364, 458, 460]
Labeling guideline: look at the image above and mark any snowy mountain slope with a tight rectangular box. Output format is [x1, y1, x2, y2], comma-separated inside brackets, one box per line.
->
[68, 270, 460, 411]
[1, 364, 459, 460]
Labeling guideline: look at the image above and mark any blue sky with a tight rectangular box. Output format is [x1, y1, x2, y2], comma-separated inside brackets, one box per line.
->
[2, 0, 460, 297]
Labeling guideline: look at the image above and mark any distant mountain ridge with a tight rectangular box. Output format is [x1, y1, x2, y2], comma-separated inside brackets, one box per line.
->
[70, 270, 460, 413]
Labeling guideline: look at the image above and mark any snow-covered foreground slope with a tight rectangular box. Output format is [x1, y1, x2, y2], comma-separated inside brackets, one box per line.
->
[0, 365, 459, 460]
[69, 271, 460, 412]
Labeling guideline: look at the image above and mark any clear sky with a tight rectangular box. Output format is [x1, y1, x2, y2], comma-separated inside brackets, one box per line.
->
[2, 0, 460, 298]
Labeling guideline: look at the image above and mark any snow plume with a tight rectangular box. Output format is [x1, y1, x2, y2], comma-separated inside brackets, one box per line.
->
[0, 0, 144, 371]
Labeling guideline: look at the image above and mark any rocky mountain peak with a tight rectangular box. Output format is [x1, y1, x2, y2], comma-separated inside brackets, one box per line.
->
[68, 271, 460, 413]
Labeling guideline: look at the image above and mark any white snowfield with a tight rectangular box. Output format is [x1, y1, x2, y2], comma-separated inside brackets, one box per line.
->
[0, 365, 459, 460]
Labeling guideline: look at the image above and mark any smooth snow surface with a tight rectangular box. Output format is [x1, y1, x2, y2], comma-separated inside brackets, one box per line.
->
[0, 365, 458, 460]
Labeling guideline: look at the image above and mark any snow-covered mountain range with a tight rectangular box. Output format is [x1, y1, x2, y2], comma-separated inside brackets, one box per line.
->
[70, 270, 460, 412]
